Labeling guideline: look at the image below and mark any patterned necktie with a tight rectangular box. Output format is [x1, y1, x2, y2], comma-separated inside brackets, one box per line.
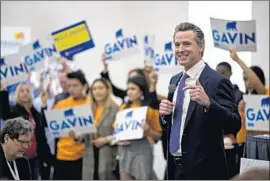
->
[170, 73, 188, 154]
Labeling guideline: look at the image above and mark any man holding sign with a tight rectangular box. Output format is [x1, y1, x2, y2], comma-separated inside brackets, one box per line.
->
[43, 70, 90, 180]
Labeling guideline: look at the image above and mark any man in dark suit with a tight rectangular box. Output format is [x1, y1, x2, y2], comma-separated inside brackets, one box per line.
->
[159, 22, 241, 180]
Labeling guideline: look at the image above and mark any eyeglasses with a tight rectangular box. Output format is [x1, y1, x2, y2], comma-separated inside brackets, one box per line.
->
[15, 139, 32, 146]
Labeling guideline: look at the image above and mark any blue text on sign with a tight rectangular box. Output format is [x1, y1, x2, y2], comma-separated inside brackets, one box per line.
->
[49, 116, 93, 132]
[0, 64, 27, 80]
[104, 36, 138, 55]
[212, 30, 255, 45]
[113, 120, 142, 135]
[24, 46, 57, 67]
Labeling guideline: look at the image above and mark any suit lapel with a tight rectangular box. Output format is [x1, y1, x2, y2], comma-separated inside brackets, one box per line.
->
[183, 64, 210, 129]
[97, 107, 110, 128]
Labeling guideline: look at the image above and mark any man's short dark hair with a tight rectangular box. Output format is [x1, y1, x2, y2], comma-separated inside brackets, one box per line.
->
[217, 62, 232, 72]
[67, 70, 88, 85]
[67, 70, 89, 93]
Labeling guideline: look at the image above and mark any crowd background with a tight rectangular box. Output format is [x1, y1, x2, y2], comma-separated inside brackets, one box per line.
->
[1, 1, 269, 180]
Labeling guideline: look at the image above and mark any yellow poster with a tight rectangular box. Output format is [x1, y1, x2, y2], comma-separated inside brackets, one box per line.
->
[52, 21, 95, 59]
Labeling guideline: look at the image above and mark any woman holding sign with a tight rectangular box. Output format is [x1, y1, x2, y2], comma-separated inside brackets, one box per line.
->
[86, 78, 119, 180]
[68, 78, 119, 180]
[114, 76, 162, 180]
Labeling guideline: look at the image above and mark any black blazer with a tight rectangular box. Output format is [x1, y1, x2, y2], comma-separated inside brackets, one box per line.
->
[160, 64, 241, 180]
[0, 144, 32, 180]
[0, 90, 52, 164]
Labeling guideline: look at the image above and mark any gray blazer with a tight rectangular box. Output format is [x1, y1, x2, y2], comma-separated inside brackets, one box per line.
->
[80, 104, 119, 180]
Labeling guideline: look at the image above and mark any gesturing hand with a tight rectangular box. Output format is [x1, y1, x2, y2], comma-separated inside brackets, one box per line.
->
[184, 80, 210, 109]
[159, 100, 175, 116]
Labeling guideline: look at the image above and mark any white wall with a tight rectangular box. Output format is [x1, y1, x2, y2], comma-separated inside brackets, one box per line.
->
[1, 1, 189, 179]
[252, 1, 269, 87]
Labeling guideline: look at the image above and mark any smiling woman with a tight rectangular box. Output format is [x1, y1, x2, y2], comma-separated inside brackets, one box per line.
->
[0, 117, 33, 180]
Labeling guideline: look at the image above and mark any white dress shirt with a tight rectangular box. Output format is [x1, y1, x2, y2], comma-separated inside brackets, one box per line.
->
[172, 60, 206, 155]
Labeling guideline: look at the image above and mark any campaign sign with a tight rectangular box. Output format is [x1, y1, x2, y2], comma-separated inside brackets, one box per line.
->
[0, 54, 28, 87]
[154, 41, 183, 74]
[211, 17, 257, 52]
[104, 28, 140, 61]
[52, 20, 95, 60]
[112, 106, 148, 143]
[20, 40, 57, 72]
[240, 158, 269, 174]
[44, 104, 97, 138]
[244, 95, 269, 132]
[144, 35, 155, 67]
[1, 26, 31, 57]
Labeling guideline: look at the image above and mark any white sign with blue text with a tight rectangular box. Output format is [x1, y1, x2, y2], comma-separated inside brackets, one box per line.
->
[144, 35, 155, 67]
[153, 41, 183, 74]
[210, 18, 257, 52]
[20, 37, 58, 72]
[244, 95, 269, 132]
[112, 106, 148, 143]
[44, 105, 97, 138]
[240, 158, 269, 174]
[104, 29, 140, 62]
[0, 53, 28, 87]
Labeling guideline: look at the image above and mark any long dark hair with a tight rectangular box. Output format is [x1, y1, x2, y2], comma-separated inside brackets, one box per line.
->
[245, 66, 265, 94]
[123, 75, 149, 109]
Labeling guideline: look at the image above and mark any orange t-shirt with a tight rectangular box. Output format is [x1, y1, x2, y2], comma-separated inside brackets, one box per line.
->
[54, 96, 90, 161]
[265, 88, 270, 95]
[94, 106, 104, 125]
[92, 106, 104, 139]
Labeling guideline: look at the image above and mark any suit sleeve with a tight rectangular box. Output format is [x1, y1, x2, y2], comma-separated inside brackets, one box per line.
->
[206, 78, 241, 135]
[101, 71, 127, 101]
[159, 76, 174, 132]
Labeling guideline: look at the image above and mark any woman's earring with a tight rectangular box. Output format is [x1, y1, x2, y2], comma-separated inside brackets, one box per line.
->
[140, 95, 144, 100]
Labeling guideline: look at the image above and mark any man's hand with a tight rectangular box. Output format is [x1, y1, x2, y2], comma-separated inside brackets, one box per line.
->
[184, 80, 210, 109]
[68, 130, 81, 140]
[159, 100, 175, 116]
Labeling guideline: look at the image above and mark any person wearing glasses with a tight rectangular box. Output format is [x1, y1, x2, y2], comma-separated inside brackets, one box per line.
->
[0, 83, 52, 180]
[0, 117, 33, 180]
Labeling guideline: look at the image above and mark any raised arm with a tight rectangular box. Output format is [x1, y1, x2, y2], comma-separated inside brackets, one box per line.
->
[230, 48, 266, 94]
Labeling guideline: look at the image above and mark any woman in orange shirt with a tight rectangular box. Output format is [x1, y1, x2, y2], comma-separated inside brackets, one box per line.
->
[69, 78, 119, 180]
[113, 76, 162, 180]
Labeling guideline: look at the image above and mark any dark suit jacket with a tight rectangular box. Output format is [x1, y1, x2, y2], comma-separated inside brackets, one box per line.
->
[0, 144, 32, 180]
[160, 64, 241, 180]
[0, 90, 52, 165]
